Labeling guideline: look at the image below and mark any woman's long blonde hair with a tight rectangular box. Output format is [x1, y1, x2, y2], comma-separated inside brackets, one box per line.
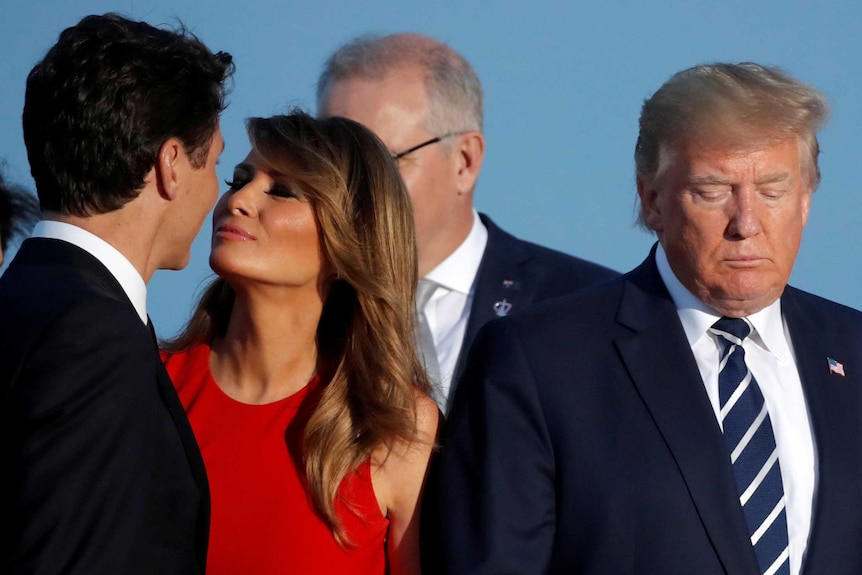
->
[164, 111, 432, 542]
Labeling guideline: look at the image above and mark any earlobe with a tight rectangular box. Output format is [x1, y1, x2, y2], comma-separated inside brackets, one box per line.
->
[156, 138, 184, 201]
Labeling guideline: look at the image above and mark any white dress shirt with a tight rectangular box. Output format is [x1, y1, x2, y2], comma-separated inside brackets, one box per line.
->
[33, 220, 148, 324]
[421, 210, 488, 410]
[655, 244, 816, 575]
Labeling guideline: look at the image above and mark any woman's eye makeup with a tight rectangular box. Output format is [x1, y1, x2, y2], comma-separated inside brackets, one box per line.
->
[267, 184, 296, 199]
[224, 178, 247, 191]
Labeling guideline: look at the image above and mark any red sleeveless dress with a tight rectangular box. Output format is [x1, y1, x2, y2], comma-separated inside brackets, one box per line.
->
[163, 343, 388, 574]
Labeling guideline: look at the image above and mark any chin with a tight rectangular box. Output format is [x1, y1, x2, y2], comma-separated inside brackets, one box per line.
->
[163, 253, 191, 271]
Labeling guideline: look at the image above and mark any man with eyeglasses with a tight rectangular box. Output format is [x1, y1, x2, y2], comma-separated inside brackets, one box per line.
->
[317, 33, 617, 414]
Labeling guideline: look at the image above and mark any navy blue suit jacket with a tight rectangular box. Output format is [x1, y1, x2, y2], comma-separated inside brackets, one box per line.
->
[0, 238, 209, 574]
[423, 246, 862, 574]
[447, 214, 618, 410]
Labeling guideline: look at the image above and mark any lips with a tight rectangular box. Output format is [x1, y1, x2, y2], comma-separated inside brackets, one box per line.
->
[723, 256, 767, 268]
[214, 222, 255, 241]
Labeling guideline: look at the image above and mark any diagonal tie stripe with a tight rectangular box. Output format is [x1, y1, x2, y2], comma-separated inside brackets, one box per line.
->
[710, 317, 790, 575]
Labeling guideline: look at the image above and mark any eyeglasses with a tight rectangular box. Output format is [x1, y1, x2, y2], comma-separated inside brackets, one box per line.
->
[391, 131, 468, 161]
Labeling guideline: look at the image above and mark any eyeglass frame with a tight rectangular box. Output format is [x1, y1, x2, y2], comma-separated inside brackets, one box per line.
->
[390, 131, 469, 161]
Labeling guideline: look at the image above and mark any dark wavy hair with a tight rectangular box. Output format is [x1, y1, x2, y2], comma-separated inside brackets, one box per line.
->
[0, 167, 39, 255]
[23, 12, 234, 216]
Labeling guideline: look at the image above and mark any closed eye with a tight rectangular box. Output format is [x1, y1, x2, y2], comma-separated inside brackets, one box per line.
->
[693, 187, 730, 202]
[267, 184, 298, 199]
[759, 188, 789, 200]
[224, 178, 247, 192]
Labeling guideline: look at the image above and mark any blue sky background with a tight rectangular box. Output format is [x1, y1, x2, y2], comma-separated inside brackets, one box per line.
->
[1, 0, 860, 337]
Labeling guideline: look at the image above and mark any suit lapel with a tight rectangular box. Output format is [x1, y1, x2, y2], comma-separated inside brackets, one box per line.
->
[782, 288, 859, 575]
[614, 251, 761, 575]
[450, 216, 531, 410]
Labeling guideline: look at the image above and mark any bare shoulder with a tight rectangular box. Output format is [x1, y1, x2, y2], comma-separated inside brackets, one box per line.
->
[373, 389, 439, 467]
[371, 388, 440, 516]
[411, 388, 441, 445]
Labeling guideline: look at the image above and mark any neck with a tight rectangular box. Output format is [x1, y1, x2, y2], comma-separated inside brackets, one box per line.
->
[418, 209, 475, 277]
[51, 205, 159, 283]
[210, 285, 323, 404]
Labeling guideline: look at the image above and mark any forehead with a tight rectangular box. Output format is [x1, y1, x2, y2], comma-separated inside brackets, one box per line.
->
[322, 67, 430, 147]
[655, 136, 803, 182]
[230, 149, 270, 182]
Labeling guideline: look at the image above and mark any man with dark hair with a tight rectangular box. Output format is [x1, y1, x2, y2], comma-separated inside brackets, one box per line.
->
[0, 13, 233, 574]
[425, 63, 862, 574]
[0, 167, 39, 268]
[317, 33, 617, 414]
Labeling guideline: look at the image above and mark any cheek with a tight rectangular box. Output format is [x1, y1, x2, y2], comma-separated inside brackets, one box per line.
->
[398, 168, 423, 202]
[212, 194, 230, 219]
[271, 214, 320, 254]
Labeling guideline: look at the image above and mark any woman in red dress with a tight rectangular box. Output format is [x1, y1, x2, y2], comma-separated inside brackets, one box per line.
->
[162, 111, 439, 574]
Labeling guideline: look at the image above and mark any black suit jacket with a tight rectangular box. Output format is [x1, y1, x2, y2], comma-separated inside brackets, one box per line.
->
[446, 214, 618, 410]
[423, 246, 862, 574]
[0, 238, 209, 575]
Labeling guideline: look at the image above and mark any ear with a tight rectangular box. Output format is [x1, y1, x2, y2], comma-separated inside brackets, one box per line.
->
[454, 131, 485, 196]
[800, 188, 812, 227]
[637, 176, 663, 233]
[154, 138, 186, 201]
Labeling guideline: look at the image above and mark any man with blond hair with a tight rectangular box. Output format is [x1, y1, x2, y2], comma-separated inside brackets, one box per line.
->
[317, 33, 617, 413]
[424, 62, 862, 574]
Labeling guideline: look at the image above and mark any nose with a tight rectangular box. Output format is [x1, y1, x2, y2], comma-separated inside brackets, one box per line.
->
[225, 183, 256, 217]
[726, 188, 762, 239]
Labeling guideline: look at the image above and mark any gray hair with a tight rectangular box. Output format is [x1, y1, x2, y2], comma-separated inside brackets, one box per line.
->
[635, 62, 829, 227]
[316, 33, 483, 146]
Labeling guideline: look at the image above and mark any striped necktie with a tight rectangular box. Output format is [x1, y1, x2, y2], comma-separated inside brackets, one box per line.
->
[709, 317, 790, 575]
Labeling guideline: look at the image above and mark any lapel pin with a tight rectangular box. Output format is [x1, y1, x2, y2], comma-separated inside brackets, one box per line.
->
[502, 279, 521, 290]
[494, 299, 513, 317]
[827, 357, 845, 376]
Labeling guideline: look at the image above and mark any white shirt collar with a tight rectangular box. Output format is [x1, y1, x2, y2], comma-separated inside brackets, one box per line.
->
[654, 243, 791, 362]
[424, 210, 488, 295]
[33, 220, 148, 324]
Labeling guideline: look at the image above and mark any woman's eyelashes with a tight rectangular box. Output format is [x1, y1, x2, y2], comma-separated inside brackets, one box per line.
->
[266, 184, 297, 199]
[223, 175, 297, 199]
[224, 178, 247, 191]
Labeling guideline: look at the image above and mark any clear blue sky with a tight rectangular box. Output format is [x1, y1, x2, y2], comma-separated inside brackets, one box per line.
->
[2, 0, 860, 337]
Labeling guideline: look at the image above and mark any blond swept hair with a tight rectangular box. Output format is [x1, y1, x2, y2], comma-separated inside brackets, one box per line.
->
[165, 111, 432, 543]
[634, 62, 829, 228]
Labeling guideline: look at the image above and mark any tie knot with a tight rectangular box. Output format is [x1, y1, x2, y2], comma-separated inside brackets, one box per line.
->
[710, 316, 751, 342]
[416, 278, 438, 310]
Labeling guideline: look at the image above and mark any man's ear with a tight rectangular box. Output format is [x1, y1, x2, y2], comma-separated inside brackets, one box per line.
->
[637, 176, 663, 233]
[155, 138, 185, 201]
[454, 131, 485, 196]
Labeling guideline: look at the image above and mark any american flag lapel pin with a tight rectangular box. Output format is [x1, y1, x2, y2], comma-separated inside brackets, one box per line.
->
[827, 357, 846, 376]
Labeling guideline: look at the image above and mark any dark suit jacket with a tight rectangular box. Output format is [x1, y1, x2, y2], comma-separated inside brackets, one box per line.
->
[422, 246, 862, 574]
[0, 238, 209, 575]
[446, 214, 618, 410]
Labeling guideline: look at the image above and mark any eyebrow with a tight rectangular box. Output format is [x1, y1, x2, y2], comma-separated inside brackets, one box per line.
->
[687, 175, 733, 186]
[687, 172, 792, 186]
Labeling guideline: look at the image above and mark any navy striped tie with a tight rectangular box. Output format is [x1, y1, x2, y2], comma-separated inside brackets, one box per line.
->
[710, 317, 790, 575]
